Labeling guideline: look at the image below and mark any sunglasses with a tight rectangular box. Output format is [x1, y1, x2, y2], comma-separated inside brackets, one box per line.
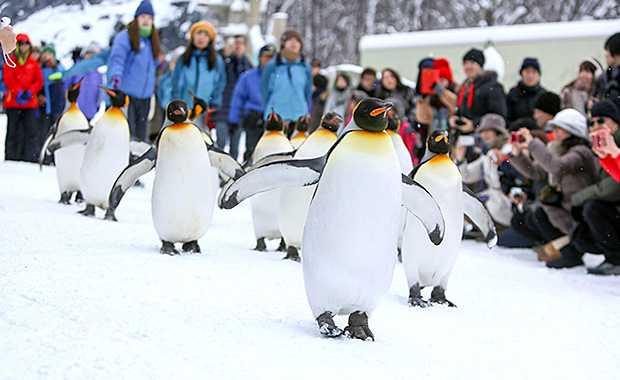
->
[17, 41, 30, 46]
[588, 118, 606, 127]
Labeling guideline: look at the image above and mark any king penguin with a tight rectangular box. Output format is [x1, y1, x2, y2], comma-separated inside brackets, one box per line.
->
[105, 100, 244, 254]
[40, 77, 89, 204]
[250, 109, 295, 252]
[219, 98, 446, 340]
[78, 87, 131, 217]
[402, 130, 497, 308]
[290, 114, 310, 149]
[278, 112, 342, 262]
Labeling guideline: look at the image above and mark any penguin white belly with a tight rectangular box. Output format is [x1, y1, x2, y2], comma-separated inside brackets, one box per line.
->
[279, 130, 337, 249]
[251, 132, 294, 240]
[80, 113, 130, 209]
[55, 110, 88, 193]
[302, 131, 401, 318]
[389, 131, 414, 250]
[402, 155, 463, 289]
[152, 125, 214, 243]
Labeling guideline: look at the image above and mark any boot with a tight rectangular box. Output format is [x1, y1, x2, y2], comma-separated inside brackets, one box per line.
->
[546, 243, 583, 269]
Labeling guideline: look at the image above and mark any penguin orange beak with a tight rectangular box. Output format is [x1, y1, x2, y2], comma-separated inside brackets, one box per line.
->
[72, 77, 84, 91]
[98, 85, 116, 97]
[173, 109, 183, 115]
[370, 105, 392, 117]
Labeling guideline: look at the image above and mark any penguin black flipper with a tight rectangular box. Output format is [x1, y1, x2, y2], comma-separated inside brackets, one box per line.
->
[47, 129, 91, 154]
[206, 143, 245, 181]
[401, 174, 445, 245]
[105, 145, 158, 221]
[461, 185, 498, 248]
[38, 124, 57, 170]
[243, 150, 296, 171]
[218, 155, 326, 209]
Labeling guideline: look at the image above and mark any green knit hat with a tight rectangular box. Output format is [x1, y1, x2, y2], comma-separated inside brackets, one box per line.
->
[41, 44, 56, 58]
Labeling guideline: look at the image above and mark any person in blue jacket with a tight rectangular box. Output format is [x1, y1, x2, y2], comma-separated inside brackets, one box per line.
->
[64, 42, 104, 122]
[260, 27, 312, 137]
[107, 0, 161, 141]
[171, 21, 226, 132]
[38, 44, 66, 157]
[229, 44, 275, 162]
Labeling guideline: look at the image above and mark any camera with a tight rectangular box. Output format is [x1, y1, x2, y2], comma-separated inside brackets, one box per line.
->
[510, 187, 524, 198]
[455, 117, 466, 126]
[591, 135, 601, 147]
[510, 131, 524, 144]
[458, 134, 475, 147]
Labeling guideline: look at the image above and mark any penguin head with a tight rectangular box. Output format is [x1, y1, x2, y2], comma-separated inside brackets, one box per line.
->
[188, 90, 208, 122]
[386, 109, 401, 131]
[99, 86, 129, 108]
[265, 108, 284, 132]
[320, 111, 343, 132]
[66, 77, 83, 103]
[427, 130, 451, 154]
[296, 114, 310, 133]
[166, 100, 190, 123]
[352, 98, 393, 132]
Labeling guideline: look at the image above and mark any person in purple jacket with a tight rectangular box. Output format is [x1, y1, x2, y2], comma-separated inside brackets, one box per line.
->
[228, 44, 275, 162]
[107, 0, 161, 141]
[64, 42, 104, 122]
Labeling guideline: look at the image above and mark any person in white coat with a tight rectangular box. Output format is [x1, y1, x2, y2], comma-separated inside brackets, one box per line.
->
[454, 113, 513, 228]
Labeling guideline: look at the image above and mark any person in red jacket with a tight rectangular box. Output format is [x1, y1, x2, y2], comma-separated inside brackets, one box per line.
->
[2, 33, 44, 162]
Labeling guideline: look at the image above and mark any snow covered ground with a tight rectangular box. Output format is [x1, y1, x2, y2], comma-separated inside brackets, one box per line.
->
[1, 115, 620, 379]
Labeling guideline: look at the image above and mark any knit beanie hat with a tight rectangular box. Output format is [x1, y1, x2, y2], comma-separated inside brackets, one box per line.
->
[190, 21, 216, 41]
[476, 113, 507, 135]
[463, 48, 485, 67]
[41, 44, 56, 58]
[547, 108, 588, 139]
[520, 57, 540, 74]
[591, 99, 620, 126]
[534, 92, 561, 116]
[280, 27, 303, 50]
[434, 58, 453, 83]
[135, 0, 154, 17]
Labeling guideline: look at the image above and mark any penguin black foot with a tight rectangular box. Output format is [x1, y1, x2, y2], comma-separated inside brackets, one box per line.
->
[276, 238, 287, 252]
[430, 286, 457, 307]
[397, 248, 402, 263]
[104, 210, 117, 222]
[254, 238, 267, 251]
[317, 311, 343, 337]
[78, 204, 96, 217]
[59, 192, 72, 205]
[282, 246, 301, 262]
[160, 241, 179, 256]
[74, 191, 84, 203]
[182, 240, 201, 253]
[344, 311, 374, 341]
[408, 284, 431, 308]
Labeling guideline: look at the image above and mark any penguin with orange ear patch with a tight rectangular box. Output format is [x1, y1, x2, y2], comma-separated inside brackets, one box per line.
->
[250, 108, 294, 252]
[40, 77, 89, 204]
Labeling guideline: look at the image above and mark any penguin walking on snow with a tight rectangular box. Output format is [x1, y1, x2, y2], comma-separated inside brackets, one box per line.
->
[105, 100, 243, 254]
[402, 130, 497, 308]
[278, 112, 342, 261]
[249, 109, 295, 252]
[219, 98, 445, 340]
[39, 78, 88, 204]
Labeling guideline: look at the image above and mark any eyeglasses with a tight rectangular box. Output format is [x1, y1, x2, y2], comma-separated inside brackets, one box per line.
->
[588, 118, 606, 127]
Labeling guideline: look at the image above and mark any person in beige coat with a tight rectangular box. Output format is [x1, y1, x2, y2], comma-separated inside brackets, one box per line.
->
[455, 113, 513, 228]
[509, 108, 599, 268]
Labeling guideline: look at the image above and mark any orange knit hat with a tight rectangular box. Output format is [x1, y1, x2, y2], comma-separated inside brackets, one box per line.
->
[190, 21, 216, 41]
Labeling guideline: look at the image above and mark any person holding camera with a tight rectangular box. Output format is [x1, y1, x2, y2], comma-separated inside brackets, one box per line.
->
[448, 48, 507, 133]
[570, 100, 620, 275]
[508, 108, 598, 268]
[454, 113, 513, 229]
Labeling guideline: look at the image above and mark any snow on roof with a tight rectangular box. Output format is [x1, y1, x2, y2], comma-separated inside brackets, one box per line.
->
[359, 19, 620, 51]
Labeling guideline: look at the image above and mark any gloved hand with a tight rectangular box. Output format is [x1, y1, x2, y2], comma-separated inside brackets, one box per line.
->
[111, 76, 121, 90]
[15, 89, 32, 105]
[48, 72, 62, 81]
[570, 205, 584, 223]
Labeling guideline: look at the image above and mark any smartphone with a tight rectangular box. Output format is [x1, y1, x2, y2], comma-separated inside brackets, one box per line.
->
[592, 135, 600, 147]
[510, 131, 524, 144]
[420, 68, 440, 95]
[458, 135, 475, 147]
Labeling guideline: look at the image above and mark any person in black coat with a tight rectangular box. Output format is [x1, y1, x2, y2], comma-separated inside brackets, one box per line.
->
[506, 57, 546, 123]
[448, 48, 507, 133]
